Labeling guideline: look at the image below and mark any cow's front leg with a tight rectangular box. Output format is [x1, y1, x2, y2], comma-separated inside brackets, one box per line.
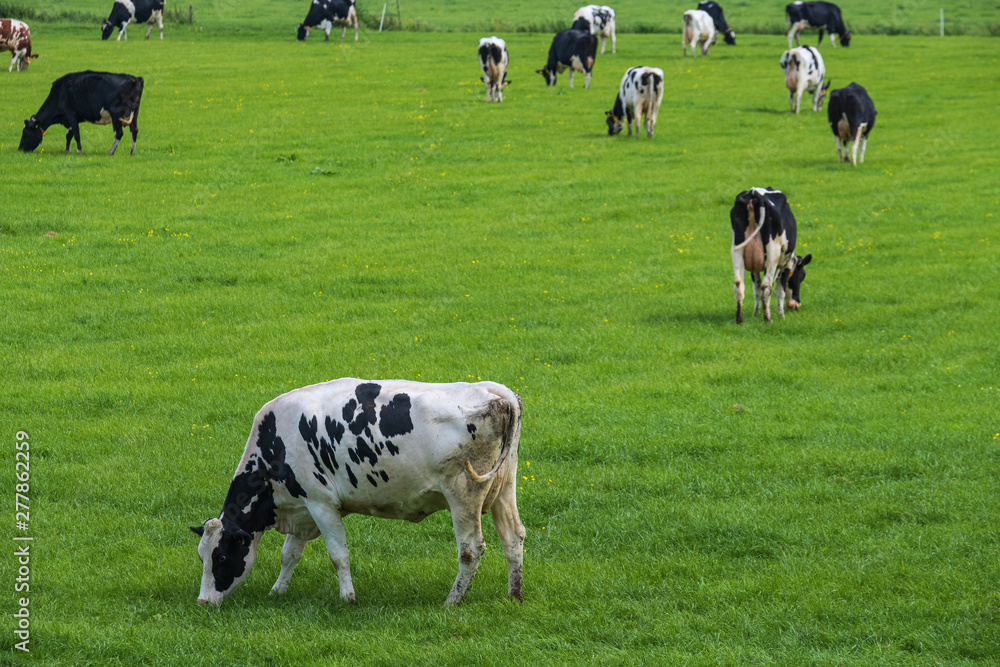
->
[583, 70, 591, 89]
[445, 504, 486, 607]
[109, 122, 123, 155]
[145, 22, 153, 39]
[312, 508, 356, 604]
[775, 275, 787, 319]
[611, 32, 616, 54]
[118, 25, 127, 41]
[568, 69, 575, 88]
[8, 52, 17, 72]
[760, 276, 773, 323]
[270, 533, 308, 596]
[794, 87, 803, 114]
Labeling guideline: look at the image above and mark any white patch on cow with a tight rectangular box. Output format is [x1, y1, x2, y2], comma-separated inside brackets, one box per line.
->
[682, 10, 716, 57]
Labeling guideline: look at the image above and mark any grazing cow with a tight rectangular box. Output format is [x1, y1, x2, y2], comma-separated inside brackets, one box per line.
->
[1, 19, 37, 72]
[779, 46, 829, 113]
[101, 0, 165, 41]
[571, 5, 615, 55]
[605, 67, 663, 139]
[730, 187, 811, 324]
[786, 1, 851, 49]
[697, 1, 736, 45]
[682, 9, 716, 57]
[537, 29, 598, 89]
[297, 0, 358, 42]
[191, 379, 525, 607]
[19, 71, 143, 155]
[827, 82, 876, 166]
[478, 36, 509, 103]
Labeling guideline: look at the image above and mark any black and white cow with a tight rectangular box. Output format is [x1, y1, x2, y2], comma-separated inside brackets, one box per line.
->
[537, 29, 597, 89]
[731, 187, 812, 324]
[1, 19, 38, 71]
[571, 5, 615, 55]
[780, 46, 829, 113]
[786, 1, 851, 49]
[191, 379, 525, 607]
[478, 36, 509, 103]
[101, 0, 165, 41]
[682, 9, 716, 57]
[697, 1, 736, 45]
[297, 0, 358, 42]
[827, 82, 876, 166]
[605, 66, 663, 139]
[19, 71, 144, 156]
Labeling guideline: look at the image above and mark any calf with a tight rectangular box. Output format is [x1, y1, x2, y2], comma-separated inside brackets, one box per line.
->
[101, 0, 165, 41]
[605, 67, 663, 139]
[297, 0, 358, 42]
[730, 187, 811, 324]
[191, 379, 525, 607]
[571, 5, 615, 55]
[1, 19, 37, 72]
[478, 36, 509, 103]
[786, 1, 851, 49]
[780, 46, 829, 113]
[19, 71, 144, 156]
[827, 82, 876, 166]
[537, 29, 597, 89]
[697, 1, 736, 45]
[682, 9, 716, 57]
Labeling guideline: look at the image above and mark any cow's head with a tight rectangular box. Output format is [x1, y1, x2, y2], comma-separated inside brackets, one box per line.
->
[536, 68, 556, 86]
[190, 518, 260, 605]
[605, 111, 624, 136]
[19, 117, 44, 152]
[784, 254, 812, 309]
[723, 29, 736, 46]
[100, 20, 115, 40]
[297, 24, 310, 41]
[839, 31, 852, 47]
[17, 54, 38, 71]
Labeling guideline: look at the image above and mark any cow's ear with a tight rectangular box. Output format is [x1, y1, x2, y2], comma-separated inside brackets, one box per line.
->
[190, 526, 205, 537]
[236, 529, 251, 546]
[822, 79, 831, 91]
[800, 254, 812, 266]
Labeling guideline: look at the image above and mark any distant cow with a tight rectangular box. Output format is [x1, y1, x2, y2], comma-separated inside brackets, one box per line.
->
[697, 1, 736, 45]
[297, 0, 358, 42]
[1, 19, 37, 71]
[572, 5, 615, 55]
[478, 36, 509, 102]
[605, 67, 663, 139]
[786, 1, 851, 49]
[19, 71, 144, 155]
[191, 379, 525, 607]
[537, 29, 598, 89]
[731, 187, 811, 324]
[101, 0, 165, 41]
[828, 82, 876, 166]
[780, 46, 829, 113]
[682, 9, 716, 57]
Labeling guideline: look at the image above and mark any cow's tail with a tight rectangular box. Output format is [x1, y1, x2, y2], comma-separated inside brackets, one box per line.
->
[732, 206, 766, 251]
[464, 393, 522, 483]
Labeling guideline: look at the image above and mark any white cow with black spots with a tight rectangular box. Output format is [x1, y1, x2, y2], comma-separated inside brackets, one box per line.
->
[572, 5, 616, 55]
[605, 66, 663, 139]
[478, 36, 509, 102]
[780, 45, 828, 113]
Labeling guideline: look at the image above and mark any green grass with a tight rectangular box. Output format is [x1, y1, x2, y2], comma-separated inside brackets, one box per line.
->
[2, 20, 999, 667]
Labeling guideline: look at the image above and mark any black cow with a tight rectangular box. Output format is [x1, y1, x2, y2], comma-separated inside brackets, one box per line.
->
[827, 82, 876, 166]
[297, 0, 358, 42]
[101, 0, 165, 41]
[786, 1, 850, 48]
[19, 71, 144, 156]
[537, 29, 598, 89]
[698, 2, 736, 45]
[730, 187, 811, 324]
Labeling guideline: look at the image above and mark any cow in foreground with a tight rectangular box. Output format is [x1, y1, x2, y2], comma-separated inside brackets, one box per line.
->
[828, 82, 876, 166]
[1, 19, 38, 71]
[19, 71, 143, 155]
[572, 5, 615, 55]
[731, 187, 812, 324]
[682, 9, 716, 57]
[537, 29, 597, 89]
[786, 1, 851, 49]
[191, 379, 525, 607]
[101, 0, 165, 41]
[780, 46, 828, 113]
[478, 36, 509, 102]
[605, 66, 663, 139]
[697, 2, 736, 45]
[297, 0, 358, 42]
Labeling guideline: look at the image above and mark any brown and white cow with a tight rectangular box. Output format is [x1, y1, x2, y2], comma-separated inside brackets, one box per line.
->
[1, 19, 37, 72]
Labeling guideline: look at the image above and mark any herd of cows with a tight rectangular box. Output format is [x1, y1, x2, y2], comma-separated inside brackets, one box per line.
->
[4, 1, 887, 607]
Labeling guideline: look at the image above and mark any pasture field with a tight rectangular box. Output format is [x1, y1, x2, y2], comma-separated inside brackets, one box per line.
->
[2, 18, 999, 667]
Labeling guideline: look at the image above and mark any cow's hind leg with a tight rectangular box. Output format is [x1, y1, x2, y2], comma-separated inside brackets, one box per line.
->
[109, 122, 123, 155]
[751, 273, 763, 319]
[444, 492, 487, 607]
[270, 533, 308, 595]
[490, 486, 526, 602]
[310, 507, 356, 604]
[732, 250, 746, 324]
[859, 133, 868, 164]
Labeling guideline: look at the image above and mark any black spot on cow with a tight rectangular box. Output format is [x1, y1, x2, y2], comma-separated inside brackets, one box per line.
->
[366, 473, 377, 487]
[319, 437, 339, 472]
[342, 399, 357, 423]
[325, 415, 345, 445]
[345, 464, 358, 488]
[379, 470, 389, 482]
[379, 393, 414, 438]
[355, 437, 378, 466]
[467, 423, 477, 440]
[386, 440, 399, 456]
[220, 458, 277, 535]
[314, 471, 328, 486]
[346, 383, 381, 437]
[299, 413, 318, 442]
[348, 447, 360, 465]
[257, 411, 307, 499]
